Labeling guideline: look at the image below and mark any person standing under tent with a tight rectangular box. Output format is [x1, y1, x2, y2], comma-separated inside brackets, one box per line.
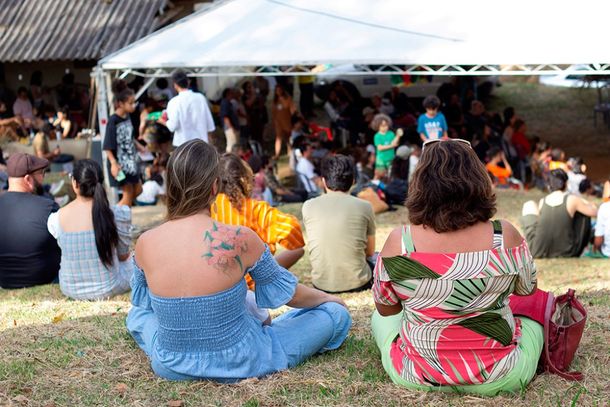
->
[103, 79, 143, 207]
[162, 70, 215, 148]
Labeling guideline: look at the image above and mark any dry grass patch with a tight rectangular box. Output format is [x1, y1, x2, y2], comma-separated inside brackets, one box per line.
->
[2, 189, 610, 406]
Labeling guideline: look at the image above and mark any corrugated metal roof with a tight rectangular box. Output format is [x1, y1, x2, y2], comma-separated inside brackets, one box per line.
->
[0, 0, 166, 62]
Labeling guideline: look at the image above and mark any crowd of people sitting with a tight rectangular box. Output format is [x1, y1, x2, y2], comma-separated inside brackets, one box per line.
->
[1, 71, 609, 395]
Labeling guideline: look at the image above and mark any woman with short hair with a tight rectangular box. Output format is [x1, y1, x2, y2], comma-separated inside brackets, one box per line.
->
[372, 139, 542, 396]
[127, 139, 351, 381]
[47, 159, 132, 300]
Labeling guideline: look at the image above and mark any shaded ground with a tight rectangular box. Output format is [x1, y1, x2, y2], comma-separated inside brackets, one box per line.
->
[1, 190, 609, 407]
[488, 82, 610, 181]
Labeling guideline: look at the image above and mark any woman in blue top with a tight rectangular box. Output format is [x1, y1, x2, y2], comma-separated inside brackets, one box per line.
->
[47, 159, 132, 300]
[126, 139, 352, 381]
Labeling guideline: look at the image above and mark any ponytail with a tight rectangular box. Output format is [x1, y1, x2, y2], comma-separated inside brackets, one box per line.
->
[72, 159, 119, 268]
[93, 182, 119, 268]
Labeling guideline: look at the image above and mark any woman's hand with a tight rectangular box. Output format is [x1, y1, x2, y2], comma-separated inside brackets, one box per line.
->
[323, 293, 348, 309]
[110, 161, 121, 178]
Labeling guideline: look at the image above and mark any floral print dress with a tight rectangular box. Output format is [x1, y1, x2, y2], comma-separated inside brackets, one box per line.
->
[373, 221, 537, 386]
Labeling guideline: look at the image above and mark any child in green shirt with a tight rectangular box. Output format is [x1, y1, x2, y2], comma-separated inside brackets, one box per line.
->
[373, 114, 401, 178]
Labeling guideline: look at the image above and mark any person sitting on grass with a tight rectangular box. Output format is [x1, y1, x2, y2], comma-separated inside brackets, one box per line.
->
[211, 153, 306, 287]
[302, 154, 376, 293]
[0, 153, 60, 288]
[417, 95, 448, 142]
[372, 138, 542, 396]
[485, 146, 523, 190]
[261, 155, 307, 203]
[126, 139, 351, 381]
[32, 123, 74, 165]
[47, 159, 132, 300]
[521, 169, 598, 258]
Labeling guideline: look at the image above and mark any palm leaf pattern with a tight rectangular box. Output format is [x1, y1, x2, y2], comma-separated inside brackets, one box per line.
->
[374, 229, 537, 386]
[455, 312, 513, 346]
[383, 256, 440, 280]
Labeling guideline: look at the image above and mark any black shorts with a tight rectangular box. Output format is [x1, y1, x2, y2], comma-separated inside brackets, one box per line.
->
[107, 161, 141, 187]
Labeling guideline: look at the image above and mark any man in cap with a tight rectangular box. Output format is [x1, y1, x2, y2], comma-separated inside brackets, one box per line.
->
[0, 153, 60, 288]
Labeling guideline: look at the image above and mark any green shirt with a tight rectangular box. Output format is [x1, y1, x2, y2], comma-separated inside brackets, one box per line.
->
[374, 131, 396, 168]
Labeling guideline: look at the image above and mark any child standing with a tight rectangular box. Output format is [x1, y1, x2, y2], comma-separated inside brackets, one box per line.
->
[417, 95, 448, 141]
[103, 79, 143, 207]
[372, 114, 401, 178]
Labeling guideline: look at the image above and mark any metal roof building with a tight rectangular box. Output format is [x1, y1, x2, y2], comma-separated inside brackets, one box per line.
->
[0, 0, 167, 62]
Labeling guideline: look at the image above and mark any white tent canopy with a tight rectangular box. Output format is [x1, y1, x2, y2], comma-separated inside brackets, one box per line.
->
[99, 0, 610, 77]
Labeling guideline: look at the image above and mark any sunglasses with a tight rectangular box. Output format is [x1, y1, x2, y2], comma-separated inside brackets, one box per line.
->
[422, 138, 471, 151]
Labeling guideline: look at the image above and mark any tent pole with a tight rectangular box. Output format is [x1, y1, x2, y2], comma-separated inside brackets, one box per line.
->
[95, 67, 117, 204]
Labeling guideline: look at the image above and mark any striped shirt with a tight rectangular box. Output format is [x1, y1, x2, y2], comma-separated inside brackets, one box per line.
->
[211, 193, 305, 288]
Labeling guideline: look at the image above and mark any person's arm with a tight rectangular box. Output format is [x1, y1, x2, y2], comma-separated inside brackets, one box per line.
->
[593, 206, 607, 253]
[571, 195, 598, 218]
[105, 150, 121, 178]
[275, 248, 304, 269]
[223, 117, 233, 130]
[288, 97, 297, 115]
[374, 227, 403, 316]
[164, 100, 178, 132]
[366, 235, 375, 257]
[594, 236, 604, 252]
[375, 133, 397, 151]
[441, 114, 449, 139]
[139, 111, 148, 139]
[286, 284, 347, 308]
[501, 152, 513, 174]
[376, 143, 396, 151]
[365, 204, 376, 257]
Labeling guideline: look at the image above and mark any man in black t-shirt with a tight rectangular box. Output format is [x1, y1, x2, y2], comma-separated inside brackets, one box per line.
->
[0, 153, 60, 288]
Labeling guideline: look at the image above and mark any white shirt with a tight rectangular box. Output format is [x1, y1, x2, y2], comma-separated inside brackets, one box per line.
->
[136, 180, 165, 204]
[594, 201, 610, 257]
[567, 171, 586, 195]
[296, 157, 318, 193]
[166, 90, 215, 147]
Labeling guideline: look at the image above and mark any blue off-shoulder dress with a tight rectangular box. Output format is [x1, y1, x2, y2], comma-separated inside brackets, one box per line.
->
[126, 246, 352, 381]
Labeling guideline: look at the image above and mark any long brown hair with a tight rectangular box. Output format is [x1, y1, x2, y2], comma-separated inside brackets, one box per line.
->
[165, 140, 220, 221]
[406, 140, 496, 233]
[218, 153, 253, 210]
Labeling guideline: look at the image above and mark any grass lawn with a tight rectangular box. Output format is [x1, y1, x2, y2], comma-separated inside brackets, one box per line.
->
[1, 188, 609, 407]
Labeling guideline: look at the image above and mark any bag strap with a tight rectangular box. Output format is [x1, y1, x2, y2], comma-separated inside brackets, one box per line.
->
[543, 289, 584, 381]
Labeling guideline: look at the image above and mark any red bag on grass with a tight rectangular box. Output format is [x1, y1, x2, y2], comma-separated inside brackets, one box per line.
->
[509, 288, 587, 381]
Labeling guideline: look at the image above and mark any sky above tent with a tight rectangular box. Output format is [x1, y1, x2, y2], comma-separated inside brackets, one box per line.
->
[99, 0, 610, 71]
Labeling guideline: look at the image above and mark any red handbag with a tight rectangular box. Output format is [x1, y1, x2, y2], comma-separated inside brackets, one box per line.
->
[509, 288, 587, 381]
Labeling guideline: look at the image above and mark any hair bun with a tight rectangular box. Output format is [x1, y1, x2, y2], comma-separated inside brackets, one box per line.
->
[111, 79, 128, 95]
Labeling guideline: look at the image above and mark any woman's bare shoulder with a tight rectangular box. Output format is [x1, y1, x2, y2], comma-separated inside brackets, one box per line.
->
[379, 226, 404, 257]
[499, 219, 525, 249]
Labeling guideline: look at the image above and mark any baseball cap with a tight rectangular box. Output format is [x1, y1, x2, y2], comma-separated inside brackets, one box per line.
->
[6, 153, 49, 177]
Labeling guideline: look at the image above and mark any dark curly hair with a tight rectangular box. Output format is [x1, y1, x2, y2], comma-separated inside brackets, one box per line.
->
[406, 140, 496, 233]
[218, 153, 253, 210]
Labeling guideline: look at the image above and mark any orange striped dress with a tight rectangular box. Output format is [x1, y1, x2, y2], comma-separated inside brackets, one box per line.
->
[211, 193, 305, 288]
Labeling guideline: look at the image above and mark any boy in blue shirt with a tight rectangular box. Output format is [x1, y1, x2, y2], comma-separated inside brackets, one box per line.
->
[417, 95, 448, 142]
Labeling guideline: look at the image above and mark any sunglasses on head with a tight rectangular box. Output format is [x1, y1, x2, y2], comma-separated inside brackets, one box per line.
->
[422, 138, 471, 151]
